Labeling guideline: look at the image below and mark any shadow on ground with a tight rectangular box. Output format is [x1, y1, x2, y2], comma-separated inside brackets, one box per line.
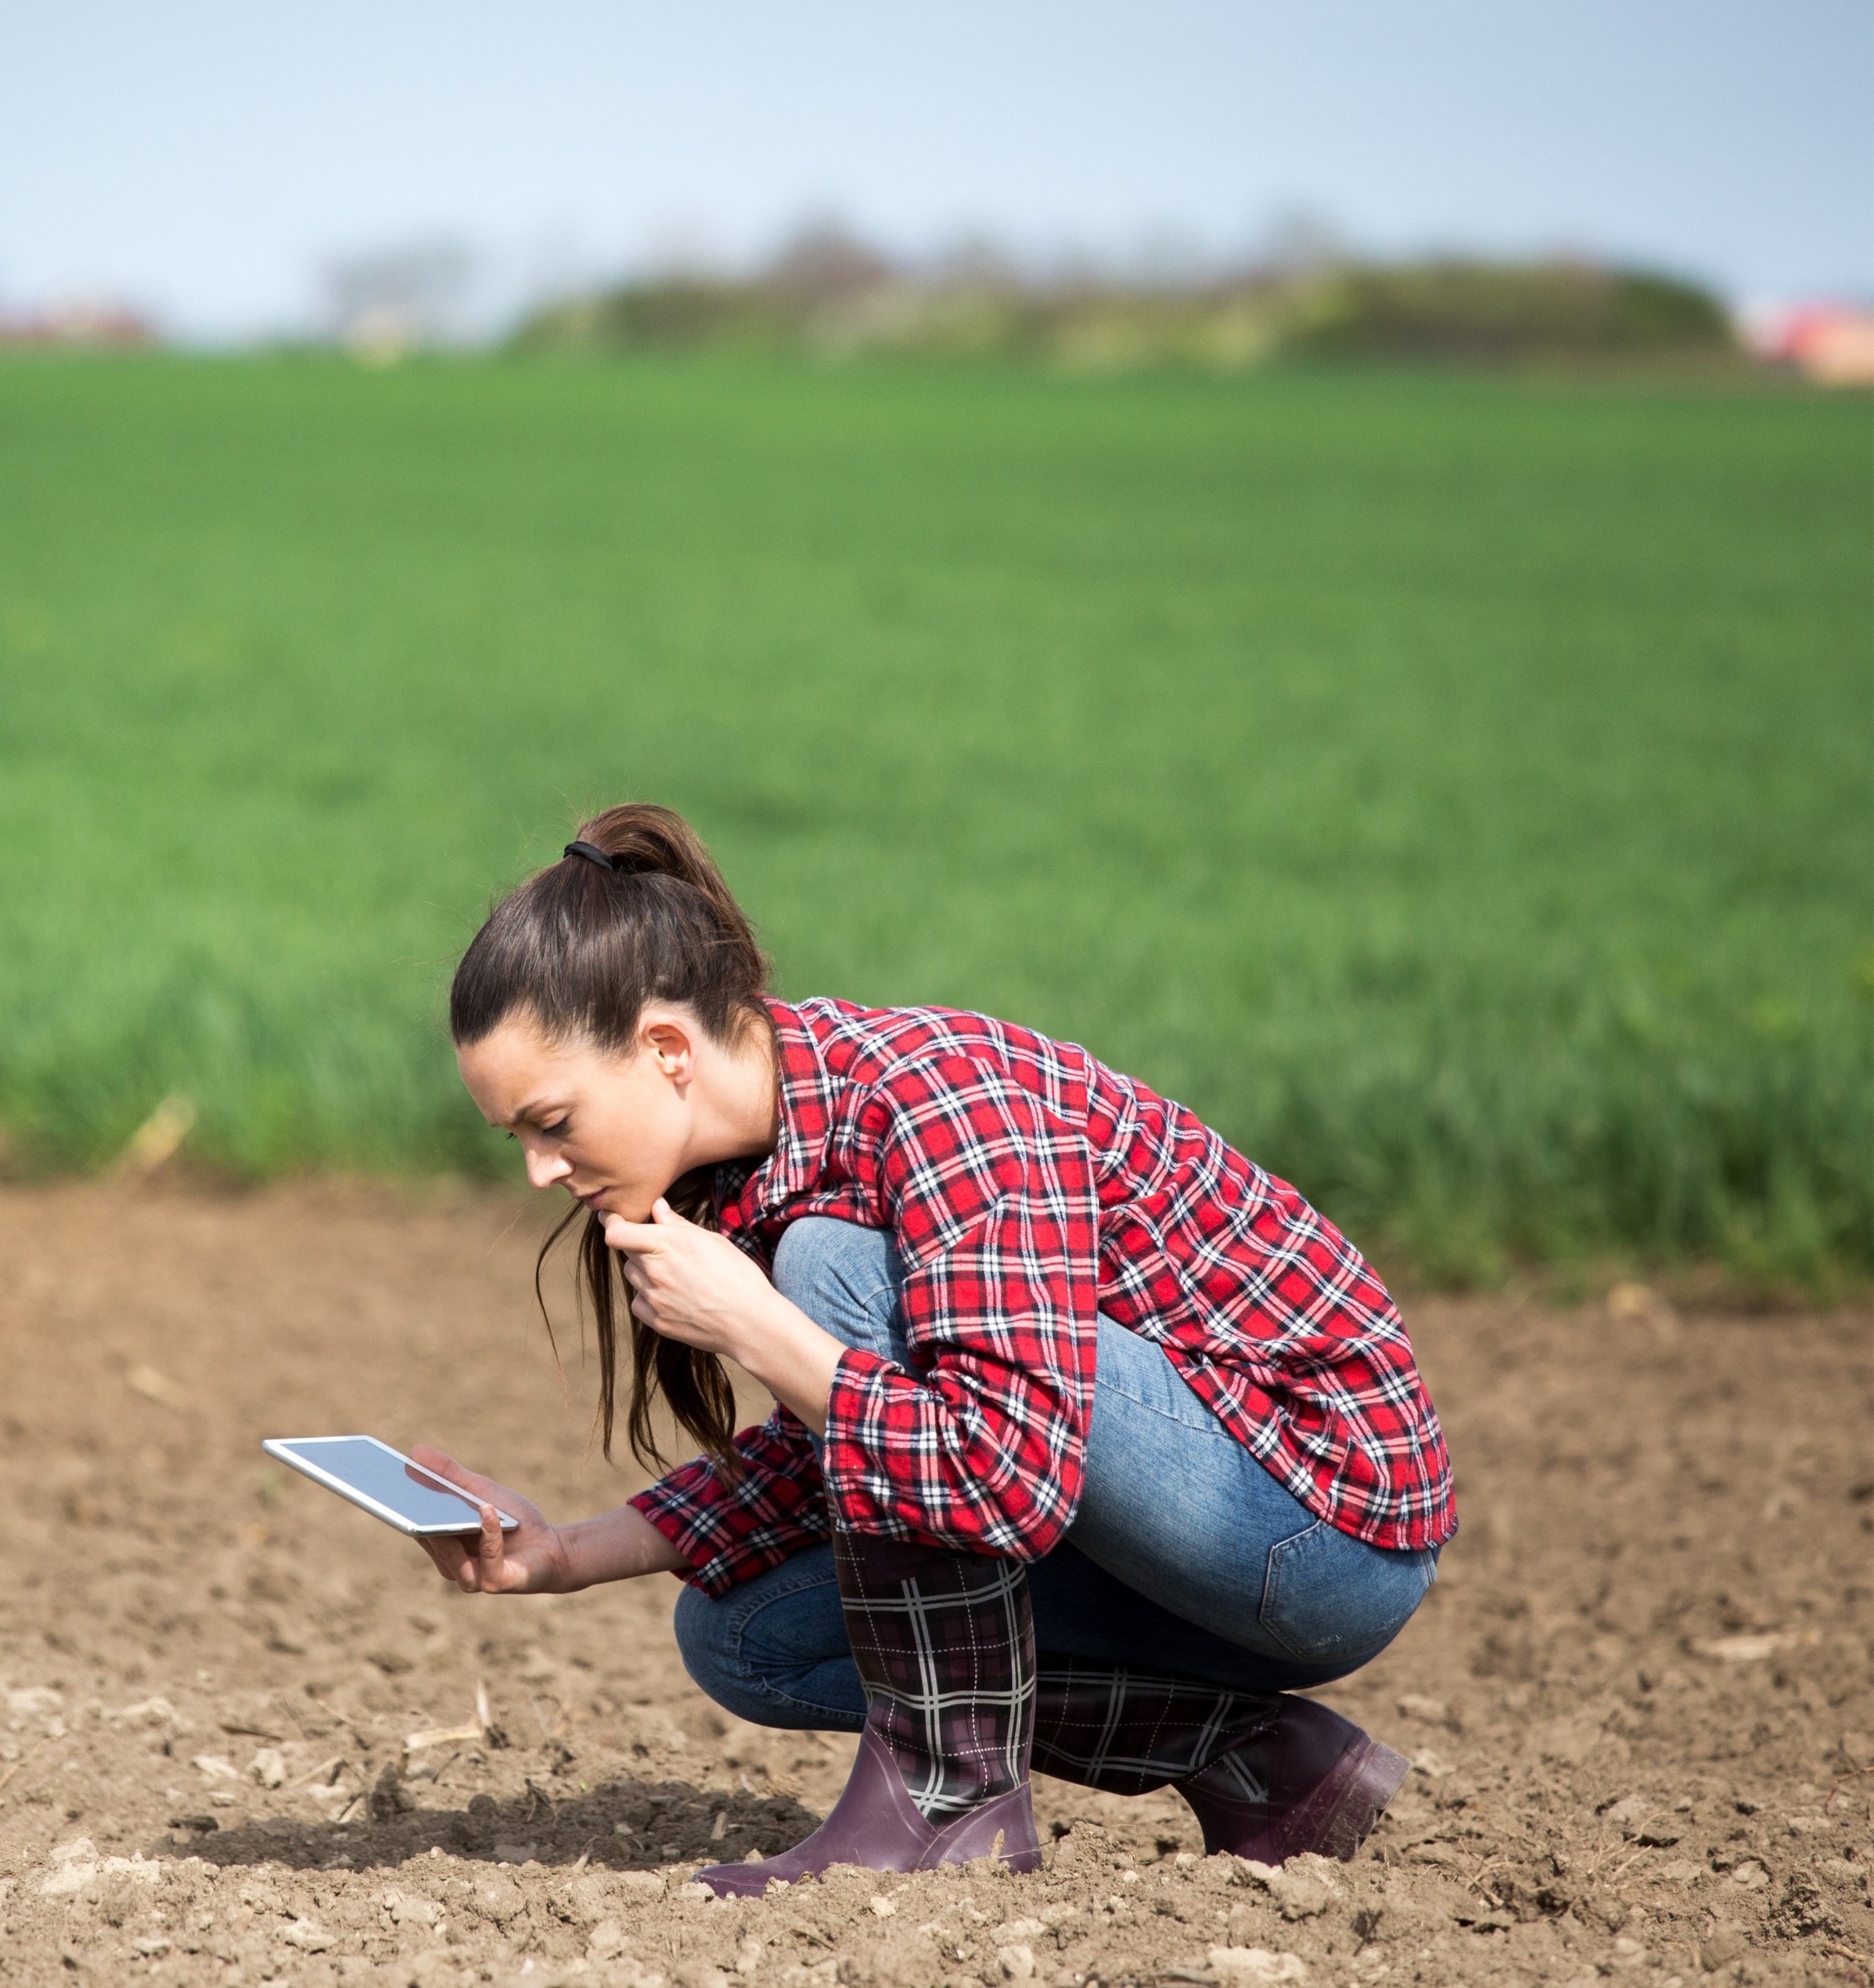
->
[151, 1771, 824, 1872]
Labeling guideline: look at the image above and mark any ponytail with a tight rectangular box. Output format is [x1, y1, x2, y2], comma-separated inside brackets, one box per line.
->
[451, 804, 770, 1475]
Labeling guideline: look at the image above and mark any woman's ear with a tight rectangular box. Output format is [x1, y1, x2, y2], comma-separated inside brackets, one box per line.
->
[641, 1013, 696, 1087]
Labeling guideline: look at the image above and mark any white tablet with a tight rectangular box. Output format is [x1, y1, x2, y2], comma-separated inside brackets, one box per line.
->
[261, 1436, 520, 1537]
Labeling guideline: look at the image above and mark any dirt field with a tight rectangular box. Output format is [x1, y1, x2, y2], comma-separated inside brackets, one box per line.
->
[0, 1182, 1868, 1988]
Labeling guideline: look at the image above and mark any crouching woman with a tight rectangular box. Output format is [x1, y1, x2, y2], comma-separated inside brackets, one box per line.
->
[415, 804, 1456, 1898]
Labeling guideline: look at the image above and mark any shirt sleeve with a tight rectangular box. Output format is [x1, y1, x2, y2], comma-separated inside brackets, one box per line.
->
[820, 1056, 1102, 1559]
[627, 1404, 829, 1598]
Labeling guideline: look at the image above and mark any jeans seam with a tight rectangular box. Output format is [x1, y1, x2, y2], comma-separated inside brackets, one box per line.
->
[1095, 1372, 1229, 1436]
[720, 1565, 842, 1643]
[726, 1668, 864, 1727]
[845, 1277, 905, 1357]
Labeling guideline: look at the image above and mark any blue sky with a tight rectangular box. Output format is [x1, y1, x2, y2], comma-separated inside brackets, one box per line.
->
[2, 0, 1868, 339]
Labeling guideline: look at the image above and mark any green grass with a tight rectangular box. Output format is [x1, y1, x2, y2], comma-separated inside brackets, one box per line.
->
[0, 354, 1867, 1281]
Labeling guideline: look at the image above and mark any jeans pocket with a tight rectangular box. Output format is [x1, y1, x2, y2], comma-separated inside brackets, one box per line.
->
[1259, 1521, 1438, 1667]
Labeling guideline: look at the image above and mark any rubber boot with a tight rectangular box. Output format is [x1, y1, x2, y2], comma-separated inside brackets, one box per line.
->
[1175, 1695, 1408, 1863]
[694, 1533, 1042, 1897]
[1030, 1660, 1407, 1864]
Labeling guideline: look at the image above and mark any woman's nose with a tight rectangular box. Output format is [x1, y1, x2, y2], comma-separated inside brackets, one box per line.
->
[525, 1146, 570, 1190]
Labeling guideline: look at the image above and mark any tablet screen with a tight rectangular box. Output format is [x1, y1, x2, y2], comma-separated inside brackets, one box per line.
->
[267, 1437, 498, 1532]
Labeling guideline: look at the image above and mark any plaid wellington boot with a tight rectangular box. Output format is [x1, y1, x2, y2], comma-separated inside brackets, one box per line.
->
[693, 1532, 1043, 1897]
[1032, 1660, 1408, 1864]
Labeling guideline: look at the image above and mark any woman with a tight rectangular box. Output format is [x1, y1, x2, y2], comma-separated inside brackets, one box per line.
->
[416, 803, 1455, 1897]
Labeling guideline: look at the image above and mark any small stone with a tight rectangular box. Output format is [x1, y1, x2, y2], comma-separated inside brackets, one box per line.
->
[190, 1754, 239, 1781]
[98, 1855, 160, 1887]
[1235, 1854, 1341, 1920]
[868, 1894, 896, 1917]
[40, 1840, 101, 1898]
[1730, 1860, 1769, 1890]
[1207, 1947, 1309, 1982]
[474, 1874, 527, 1926]
[589, 1919, 632, 1961]
[282, 1917, 333, 1952]
[111, 1696, 181, 1729]
[566, 1873, 614, 1925]
[248, 1748, 287, 1788]
[998, 1944, 1036, 1980]
[1700, 1925, 1745, 1969]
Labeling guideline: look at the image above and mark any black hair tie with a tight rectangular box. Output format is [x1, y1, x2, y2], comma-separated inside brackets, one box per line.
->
[564, 840, 619, 872]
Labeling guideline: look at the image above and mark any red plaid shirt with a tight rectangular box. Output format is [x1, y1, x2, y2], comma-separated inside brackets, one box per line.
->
[631, 1000, 1454, 1597]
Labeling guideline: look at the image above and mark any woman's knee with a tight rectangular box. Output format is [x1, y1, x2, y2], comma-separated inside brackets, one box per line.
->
[771, 1219, 904, 1356]
[672, 1584, 770, 1722]
[671, 1549, 869, 1732]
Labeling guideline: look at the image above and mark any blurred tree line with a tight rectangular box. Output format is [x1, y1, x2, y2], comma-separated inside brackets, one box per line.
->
[512, 224, 1741, 370]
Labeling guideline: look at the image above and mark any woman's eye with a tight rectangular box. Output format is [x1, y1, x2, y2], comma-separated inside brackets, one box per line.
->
[541, 1120, 570, 1139]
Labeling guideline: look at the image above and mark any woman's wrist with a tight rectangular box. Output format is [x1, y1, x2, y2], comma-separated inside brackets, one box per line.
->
[553, 1503, 692, 1590]
[727, 1290, 847, 1437]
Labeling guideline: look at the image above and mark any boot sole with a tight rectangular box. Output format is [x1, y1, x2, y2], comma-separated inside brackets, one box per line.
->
[1283, 1734, 1411, 1863]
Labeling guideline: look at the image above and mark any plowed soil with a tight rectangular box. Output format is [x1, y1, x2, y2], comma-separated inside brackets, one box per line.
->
[0, 1182, 1868, 1988]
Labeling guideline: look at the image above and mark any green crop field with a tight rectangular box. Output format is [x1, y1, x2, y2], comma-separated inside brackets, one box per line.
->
[0, 355, 1867, 1280]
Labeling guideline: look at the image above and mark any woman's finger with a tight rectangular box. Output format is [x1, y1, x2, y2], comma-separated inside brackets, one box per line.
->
[417, 1533, 461, 1581]
[476, 1504, 507, 1589]
[602, 1214, 664, 1255]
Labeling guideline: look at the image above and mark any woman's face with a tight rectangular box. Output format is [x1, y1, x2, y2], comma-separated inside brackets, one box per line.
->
[455, 1008, 696, 1222]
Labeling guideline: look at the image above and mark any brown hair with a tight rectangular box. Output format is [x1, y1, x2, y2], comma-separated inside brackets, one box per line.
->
[450, 803, 770, 1472]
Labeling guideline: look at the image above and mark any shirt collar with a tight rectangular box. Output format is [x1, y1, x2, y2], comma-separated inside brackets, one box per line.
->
[716, 997, 833, 1234]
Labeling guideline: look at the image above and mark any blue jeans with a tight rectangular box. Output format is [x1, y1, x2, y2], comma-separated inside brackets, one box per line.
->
[676, 1219, 1438, 1731]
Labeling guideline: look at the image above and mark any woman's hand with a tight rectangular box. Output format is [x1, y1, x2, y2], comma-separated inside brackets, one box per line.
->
[406, 1447, 573, 1595]
[601, 1198, 788, 1362]
[602, 1199, 847, 1435]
